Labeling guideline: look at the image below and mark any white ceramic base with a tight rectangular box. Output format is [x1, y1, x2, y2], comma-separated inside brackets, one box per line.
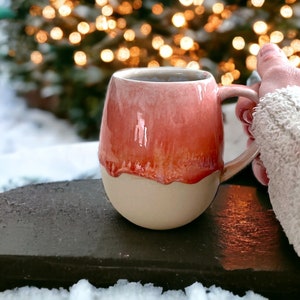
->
[101, 166, 220, 230]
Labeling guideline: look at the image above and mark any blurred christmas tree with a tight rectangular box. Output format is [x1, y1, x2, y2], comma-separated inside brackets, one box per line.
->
[1, 0, 299, 138]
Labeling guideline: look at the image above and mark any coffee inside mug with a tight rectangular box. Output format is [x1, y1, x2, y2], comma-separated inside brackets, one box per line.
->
[116, 68, 211, 82]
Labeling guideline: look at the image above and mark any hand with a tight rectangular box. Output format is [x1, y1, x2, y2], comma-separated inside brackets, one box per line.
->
[236, 43, 300, 185]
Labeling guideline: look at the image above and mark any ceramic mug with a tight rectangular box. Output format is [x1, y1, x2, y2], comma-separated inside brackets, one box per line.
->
[98, 67, 258, 230]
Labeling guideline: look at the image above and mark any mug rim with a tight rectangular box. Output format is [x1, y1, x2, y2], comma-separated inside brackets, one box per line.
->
[112, 67, 213, 83]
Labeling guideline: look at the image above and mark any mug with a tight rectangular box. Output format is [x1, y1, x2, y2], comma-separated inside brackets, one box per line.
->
[98, 67, 258, 230]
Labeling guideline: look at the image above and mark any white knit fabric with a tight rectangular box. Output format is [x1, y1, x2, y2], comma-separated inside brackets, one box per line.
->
[252, 85, 300, 256]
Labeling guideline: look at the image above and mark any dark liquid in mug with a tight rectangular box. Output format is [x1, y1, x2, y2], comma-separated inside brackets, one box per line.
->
[125, 70, 209, 82]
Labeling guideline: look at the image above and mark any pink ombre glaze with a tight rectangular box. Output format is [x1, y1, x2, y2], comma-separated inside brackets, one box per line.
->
[99, 72, 224, 184]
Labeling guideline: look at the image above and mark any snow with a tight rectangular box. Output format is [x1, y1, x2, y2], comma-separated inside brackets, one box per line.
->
[0, 74, 101, 192]
[0, 279, 267, 300]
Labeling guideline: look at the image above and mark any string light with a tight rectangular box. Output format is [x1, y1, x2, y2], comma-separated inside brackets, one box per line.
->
[117, 47, 130, 61]
[77, 22, 90, 35]
[159, 45, 173, 58]
[270, 31, 284, 43]
[184, 10, 195, 21]
[117, 1, 133, 15]
[25, 26, 36, 36]
[172, 13, 186, 27]
[74, 51, 87, 66]
[42, 6, 56, 19]
[246, 55, 257, 71]
[102, 5, 114, 16]
[50, 27, 63, 40]
[282, 46, 294, 57]
[171, 57, 187, 67]
[152, 3, 164, 15]
[140, 23, 152, 36]
[29, 5, 42, 16]
[133, 0, 143, 10]
[58, 5, 72, 17]
[96, 0, 108, 6]
[180, 36, 194, 50]
[193, 0, 204, 5]
[35, 30, 48, 43]
[253, 21, 268, 34]
[179, 0, 194, 6]
[221, 72, 234, 86]
[289, 55, 300, 67]
[148, 60, 160, 67]
[258, 34, 270, 45]
[212, 3, 224, 14]
[100, 49, 114, 62]
[107, 19, 117, 30]
[251, 0, 265, 7]
[232, 36, 245, 50]
[280, 5, 293, 18]
[187, 61, 200, 69]
[130, 46, 141, 57]
[69, 32, 81, 44]
[291, 39, 300, 52]
[96, 15, 108, 31]
[195, 5, 205, 15]
[31, 51, 43, 64]
[117, 18, 127, 29]
[152, 36, 164, 50]
[124, 29, 135, 41]
[249, 43, 260, 55]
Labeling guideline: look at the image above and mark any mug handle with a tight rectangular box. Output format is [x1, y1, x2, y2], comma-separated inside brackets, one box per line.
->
[218, 85, 259, 183]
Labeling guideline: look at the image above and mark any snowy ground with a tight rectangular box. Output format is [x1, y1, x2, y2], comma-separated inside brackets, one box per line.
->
[0, 74, 101, 192]
[0, 279, 267, 300]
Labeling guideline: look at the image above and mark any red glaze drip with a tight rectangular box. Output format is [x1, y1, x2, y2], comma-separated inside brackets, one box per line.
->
[99, 75, 224, 184]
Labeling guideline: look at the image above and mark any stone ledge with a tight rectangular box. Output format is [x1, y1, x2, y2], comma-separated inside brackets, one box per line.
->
[0, 168, 300, 299]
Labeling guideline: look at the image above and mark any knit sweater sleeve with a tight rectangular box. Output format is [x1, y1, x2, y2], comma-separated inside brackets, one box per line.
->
[252, 85, 300, 257]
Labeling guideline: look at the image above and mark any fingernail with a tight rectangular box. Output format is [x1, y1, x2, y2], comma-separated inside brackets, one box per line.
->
[242, 110, 253, 124]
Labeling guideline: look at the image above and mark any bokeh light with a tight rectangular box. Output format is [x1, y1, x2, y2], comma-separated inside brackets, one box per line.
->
[100, 49, 114, 62]
[74, 51, 87, 66]
[50, 27, 63, 40]
[232, 36, 245, 50]
[253, 21, 268, 35]
[117, 47, 130, 61]
[69, 32, 81, 44]
[77, 22, 90, 35]
[58, 5, 72, 17]
[280, 5, 293, 18]
[270, 31, 284, 43]
[251, 0, 265, 7]
[31, 51, 43, 64]
[42, 6, 55, 19]
[172, 13, 186, 27]
[159, 45, 173, 58]
[180, 36, 194, 50]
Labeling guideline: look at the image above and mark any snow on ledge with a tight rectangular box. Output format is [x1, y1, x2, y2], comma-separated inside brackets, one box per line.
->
[0, 278, 266, 300]
[0, 142, 101, 192]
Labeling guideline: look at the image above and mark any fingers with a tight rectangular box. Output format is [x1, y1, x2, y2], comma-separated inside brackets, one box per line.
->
[235, 83, 259, 125]
[236, 97, 255, 123]
[257, 43, 290, 77]
[252, 156, 269, 186]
